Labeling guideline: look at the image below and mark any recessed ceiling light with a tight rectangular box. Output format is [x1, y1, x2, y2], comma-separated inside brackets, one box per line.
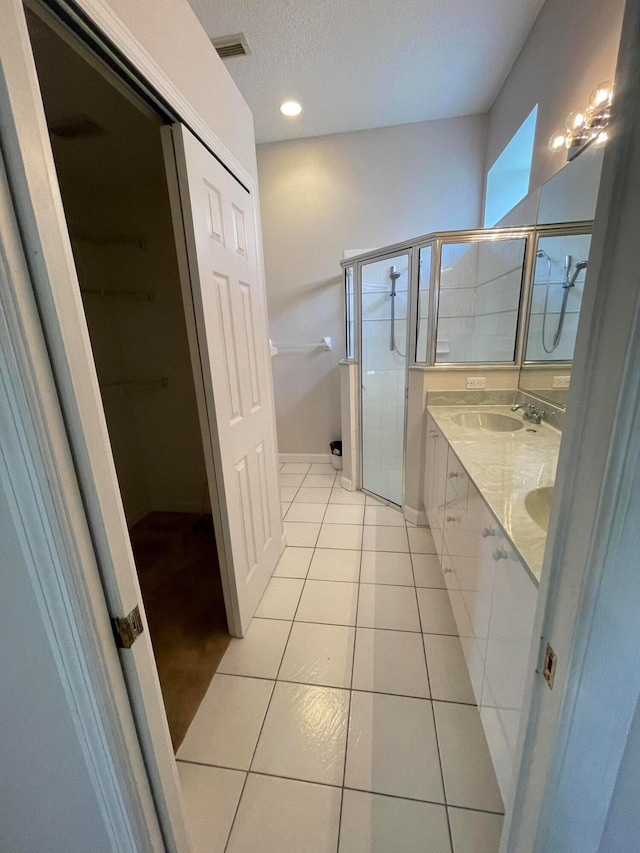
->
[280, 101, 302, 117]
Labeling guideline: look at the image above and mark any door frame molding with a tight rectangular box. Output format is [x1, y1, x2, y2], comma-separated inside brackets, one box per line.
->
[0, 0, 264, 847]
[505, 1, 640, 848]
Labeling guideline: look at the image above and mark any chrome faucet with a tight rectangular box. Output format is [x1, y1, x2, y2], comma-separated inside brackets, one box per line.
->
[511, 401, 544, 424]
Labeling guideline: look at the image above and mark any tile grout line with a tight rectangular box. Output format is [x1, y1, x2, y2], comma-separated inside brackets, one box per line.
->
[224, 486, 455, 849]
[214, 670, 477, 706]
[176, 759, 505, 817]
[223, 471, 319, 853]
[257, 612, 458, 636]
[411, 544, 456, 853]
[335, 528, 363, 853]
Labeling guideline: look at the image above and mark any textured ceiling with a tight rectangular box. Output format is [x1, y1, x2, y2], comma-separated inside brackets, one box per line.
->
[187, 0, 546, 144]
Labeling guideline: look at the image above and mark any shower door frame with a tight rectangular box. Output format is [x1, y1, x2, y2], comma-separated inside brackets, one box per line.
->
[355, 248, 415, 507]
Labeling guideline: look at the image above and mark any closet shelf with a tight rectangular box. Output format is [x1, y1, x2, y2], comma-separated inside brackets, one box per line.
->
[102, 378, 169, 394]
[81, 287, 155, 302]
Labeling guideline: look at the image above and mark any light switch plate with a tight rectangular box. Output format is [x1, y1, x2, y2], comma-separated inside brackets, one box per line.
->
[466, 376, 487, 389]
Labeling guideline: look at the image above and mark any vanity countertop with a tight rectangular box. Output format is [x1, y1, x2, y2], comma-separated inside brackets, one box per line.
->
[427, 405, 562, 583]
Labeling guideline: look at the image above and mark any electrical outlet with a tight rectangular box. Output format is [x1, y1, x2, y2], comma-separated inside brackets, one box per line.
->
[466, 376, 487, 389]
[552, 375, 570, 389]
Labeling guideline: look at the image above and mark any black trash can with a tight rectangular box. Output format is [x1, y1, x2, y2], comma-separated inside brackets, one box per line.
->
[330, 440, 343, 471]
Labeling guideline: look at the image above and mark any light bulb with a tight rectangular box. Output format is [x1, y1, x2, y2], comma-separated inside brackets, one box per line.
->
[594, 130, 609, 147]
[280, 100, 302, 117]
[548, 131, 566, 152]
[589, 81, 613, 110]
[566, 111, 587, 133]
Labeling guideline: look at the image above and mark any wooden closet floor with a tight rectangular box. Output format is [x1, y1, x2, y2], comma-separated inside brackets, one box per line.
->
[131, 511, 230, 750]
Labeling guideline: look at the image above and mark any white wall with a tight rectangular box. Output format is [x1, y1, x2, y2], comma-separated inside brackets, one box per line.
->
[87, 0, 259, 181]
[485, 0, 625, 196]
[599, 696, 640, 851]
[258, 115, 488, 454]
[0, 482, 113, 853]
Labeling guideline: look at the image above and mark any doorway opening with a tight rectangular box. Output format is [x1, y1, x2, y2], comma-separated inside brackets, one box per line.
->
[26, 4, 230, 749]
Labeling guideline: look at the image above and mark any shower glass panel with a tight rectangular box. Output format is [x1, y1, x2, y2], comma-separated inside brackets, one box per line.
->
[436, 237, 527, 363]
[415, 245, 432, 363]
[361, 253, 409, 505]
[525, 233, 591, 361]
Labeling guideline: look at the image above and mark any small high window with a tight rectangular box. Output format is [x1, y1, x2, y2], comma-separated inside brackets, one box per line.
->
[484, 106, 538, 227]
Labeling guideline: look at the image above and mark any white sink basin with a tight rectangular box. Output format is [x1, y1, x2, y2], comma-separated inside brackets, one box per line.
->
[525, 486, 554, 531]
[452, 411, 524, 432]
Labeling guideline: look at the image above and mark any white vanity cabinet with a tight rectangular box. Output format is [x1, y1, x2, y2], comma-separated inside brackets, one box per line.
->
[481, 538, 538, 797]
[424, 412, 449, 560]
[423, 413, 539, 803]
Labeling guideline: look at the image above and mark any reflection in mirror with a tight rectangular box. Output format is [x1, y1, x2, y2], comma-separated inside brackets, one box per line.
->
[526, 233, 592, 362]
[537, 145, 604, 224]
[518, 141, 604, 410]
[519, 364, 571, 408]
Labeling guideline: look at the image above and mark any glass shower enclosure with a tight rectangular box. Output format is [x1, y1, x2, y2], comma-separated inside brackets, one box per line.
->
[360, 253, 410, 506]
[342, 222, 590, 508]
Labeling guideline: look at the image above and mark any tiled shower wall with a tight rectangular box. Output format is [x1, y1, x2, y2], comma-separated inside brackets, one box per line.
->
[436, 239, 526, 364]
[361, 256, 408, 505]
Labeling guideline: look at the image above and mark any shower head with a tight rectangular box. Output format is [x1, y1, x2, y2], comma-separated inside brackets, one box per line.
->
[389, 265, 401, 282]
[536, 249, 551, 261]
[565, 259, 588, 289]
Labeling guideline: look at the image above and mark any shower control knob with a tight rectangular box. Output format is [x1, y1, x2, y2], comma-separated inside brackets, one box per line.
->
[481, 527, 496, 538]
[492, 546, 508, 561]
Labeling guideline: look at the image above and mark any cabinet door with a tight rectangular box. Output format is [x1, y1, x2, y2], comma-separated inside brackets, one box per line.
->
[455, 480, 497, 704]
[425, 415, 448, 561]
[481, 536, 538, 801]
[443, 454, 469, 634]
[423, 413, 437, 521]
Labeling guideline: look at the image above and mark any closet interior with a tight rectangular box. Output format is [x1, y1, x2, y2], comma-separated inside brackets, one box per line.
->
[26, 5, 229, 748]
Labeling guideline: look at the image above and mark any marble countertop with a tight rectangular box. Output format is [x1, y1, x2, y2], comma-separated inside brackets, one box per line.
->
[427, 405, 562, 583]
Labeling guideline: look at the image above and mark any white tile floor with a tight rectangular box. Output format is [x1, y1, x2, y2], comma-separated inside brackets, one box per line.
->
[177, 466, 503, 852]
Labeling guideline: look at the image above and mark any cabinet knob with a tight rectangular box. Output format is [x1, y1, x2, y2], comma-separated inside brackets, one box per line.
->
[444, 567, 452, 574]
[492, 546, 508, 561]
[448, 471, 459, 479]
[481, 527, 496, 538]
[430, 429, 438, 437]
[446, 515, 459, 523]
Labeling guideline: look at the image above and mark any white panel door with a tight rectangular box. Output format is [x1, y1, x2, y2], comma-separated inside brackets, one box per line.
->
[170, 124, 282, 636]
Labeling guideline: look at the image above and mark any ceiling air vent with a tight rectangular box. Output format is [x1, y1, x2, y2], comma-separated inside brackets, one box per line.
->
[212, 33, 251, 59]
[49, 115, 107, 140]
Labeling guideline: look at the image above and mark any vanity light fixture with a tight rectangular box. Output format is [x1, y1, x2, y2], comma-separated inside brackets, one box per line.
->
[280, 100, 302, 117]
[548, 81, 613, 160]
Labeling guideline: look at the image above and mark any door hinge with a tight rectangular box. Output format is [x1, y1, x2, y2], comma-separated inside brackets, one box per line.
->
[113, 605, 144, 649]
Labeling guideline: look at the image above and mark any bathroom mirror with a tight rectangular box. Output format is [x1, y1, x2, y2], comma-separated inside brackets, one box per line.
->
[519, 144, 604, 408]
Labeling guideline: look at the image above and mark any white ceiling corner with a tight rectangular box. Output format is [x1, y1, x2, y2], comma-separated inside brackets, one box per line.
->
[187, 0, 546, 144]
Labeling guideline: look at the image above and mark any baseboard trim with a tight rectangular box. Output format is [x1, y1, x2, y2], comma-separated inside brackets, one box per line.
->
[279, 452, 333, 465]
[340, 476, 354, 491]
[403, 505, 428, 527]
[126, 506, 152, 529]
